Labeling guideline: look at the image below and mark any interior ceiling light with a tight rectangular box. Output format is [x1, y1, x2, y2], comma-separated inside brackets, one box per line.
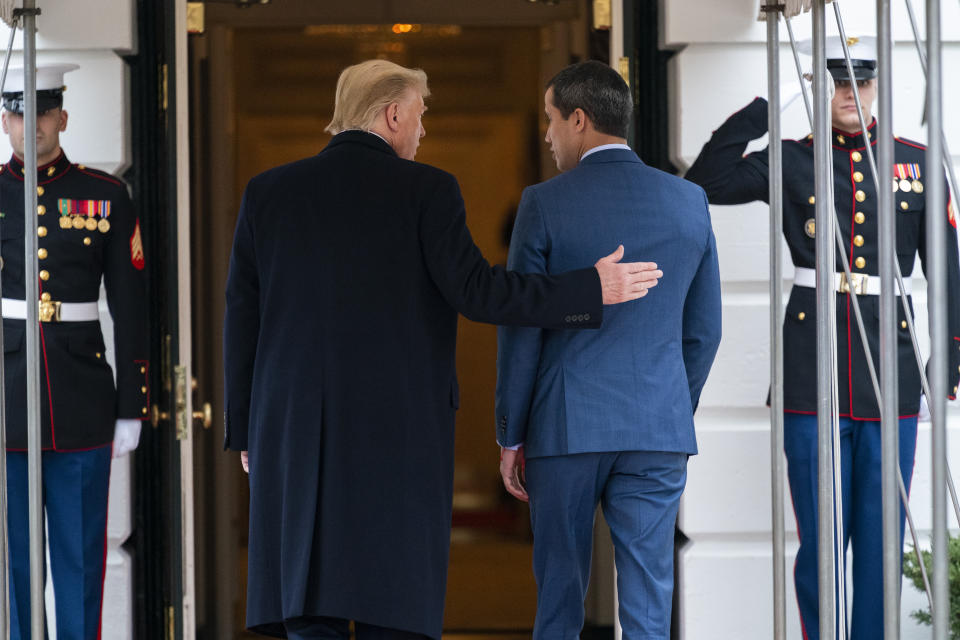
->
[304, 24, 461, 38]
[203, 0, 272, 5]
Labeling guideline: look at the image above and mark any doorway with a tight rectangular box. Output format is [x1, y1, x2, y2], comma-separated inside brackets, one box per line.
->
[186, 1, 598, 637]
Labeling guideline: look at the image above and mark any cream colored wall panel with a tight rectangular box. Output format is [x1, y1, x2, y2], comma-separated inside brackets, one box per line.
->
[682, 411, 796, 535]
[662, 0, 960, 48]
[698, 300, 772, 409]
[0, 0, 134, 52]
[708, 202, 798, 283]
[680, 539, 938, 639]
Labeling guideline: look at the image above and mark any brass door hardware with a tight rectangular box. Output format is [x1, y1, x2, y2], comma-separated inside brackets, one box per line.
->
[174, 365, 188, 440]
[193, 402, 213, 429]
[150, 404, 170, 428]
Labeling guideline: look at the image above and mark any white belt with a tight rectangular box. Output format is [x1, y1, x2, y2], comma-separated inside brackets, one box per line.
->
[1, 298, 100, 322]
[793, 267, 912, 296]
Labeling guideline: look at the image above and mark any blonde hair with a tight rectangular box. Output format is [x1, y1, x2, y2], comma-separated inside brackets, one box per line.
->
[325, 60, 430, 135]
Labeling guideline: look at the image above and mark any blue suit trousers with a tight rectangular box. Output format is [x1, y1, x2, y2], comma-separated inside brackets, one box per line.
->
[783, 413, 917, 640]
[526, 451, 687, 640]
[284, 617, 431, 639]
[6, 446, 112, 640]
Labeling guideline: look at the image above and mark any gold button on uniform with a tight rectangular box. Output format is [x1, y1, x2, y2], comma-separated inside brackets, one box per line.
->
[855, 257, 866, 269]
[40, 292, 50, 302]
[83, 237, 92, 246]
[36, 186, 44, 196]
[798, 312, 806, 321]
[39, 270, 49, 281]
[853, 172, 864, 183]
[37, 205, 45, 215]
[852, 151, 862, 162]
[141, 407, 148, 415]
[37, 226, 46, 237]
[96, 352, 102, 359]
[140, 366, 147, 374]
[37, 248, 47, 260]
[855, 212, 866, 224]
[808, 196, 816, 205]
[903, 321, 909, 329]
[837, 135, 845, 144]
[855, 190, 866, 202]
[854, 235, 864, 247]
[141, 386, 148, 394]
[901, 201, 909, 210]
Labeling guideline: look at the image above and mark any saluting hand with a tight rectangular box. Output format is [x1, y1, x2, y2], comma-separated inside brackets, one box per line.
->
[499, 446, 528, 502]
[241, 450, 249, 474]
[595, 245, 663, 305]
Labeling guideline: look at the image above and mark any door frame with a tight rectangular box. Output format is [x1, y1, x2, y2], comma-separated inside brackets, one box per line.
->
[128, 0, 194, 637]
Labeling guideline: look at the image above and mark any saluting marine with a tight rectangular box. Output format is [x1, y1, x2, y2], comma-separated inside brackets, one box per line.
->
[1, 64, 149, 639]
[685, 37, 960, 640]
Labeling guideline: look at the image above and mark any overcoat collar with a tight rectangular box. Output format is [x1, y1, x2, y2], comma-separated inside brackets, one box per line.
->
[325, 130, 398, 157]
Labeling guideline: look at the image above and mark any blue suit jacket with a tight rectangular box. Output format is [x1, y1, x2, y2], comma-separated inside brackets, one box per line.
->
[495, 148, 722, 458]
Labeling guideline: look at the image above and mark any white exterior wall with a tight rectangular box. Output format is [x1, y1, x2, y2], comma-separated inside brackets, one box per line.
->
[666, 1, 960, 638]
[0, 2, 136, 638]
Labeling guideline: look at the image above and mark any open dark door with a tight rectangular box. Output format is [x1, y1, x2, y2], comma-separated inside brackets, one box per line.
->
[126, 1, 196, 638]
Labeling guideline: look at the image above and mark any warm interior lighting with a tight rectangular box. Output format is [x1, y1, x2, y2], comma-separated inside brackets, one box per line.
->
[304, 24, 460, 38]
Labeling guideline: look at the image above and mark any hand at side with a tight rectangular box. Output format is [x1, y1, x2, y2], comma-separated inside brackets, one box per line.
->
[499, 446, 528, 502]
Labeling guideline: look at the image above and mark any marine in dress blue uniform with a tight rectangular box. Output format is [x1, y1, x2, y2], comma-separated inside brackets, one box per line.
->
[1, 65, 149, 640]
[685, 38, 960, 640]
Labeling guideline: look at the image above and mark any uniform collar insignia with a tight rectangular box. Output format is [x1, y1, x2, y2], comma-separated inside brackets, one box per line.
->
[6, 151, 72, 183]
[831, 117, 877, 150]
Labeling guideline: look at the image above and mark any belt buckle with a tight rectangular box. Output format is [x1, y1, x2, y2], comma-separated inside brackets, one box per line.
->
[839, 273, 868, 295]
[39, 300, 61, 323]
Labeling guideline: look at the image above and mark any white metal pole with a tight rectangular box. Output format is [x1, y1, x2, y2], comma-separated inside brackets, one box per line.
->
[765, 7, 787, 640]
[875, 0, 902, 636]
[813, 3, 838, 638]
[925, 0, 949, 638]
[0, 15, 17, 639]
[21, 1, 43, 637]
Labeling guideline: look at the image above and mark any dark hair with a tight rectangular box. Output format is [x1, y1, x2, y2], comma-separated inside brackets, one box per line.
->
[546, 60, 632, 138]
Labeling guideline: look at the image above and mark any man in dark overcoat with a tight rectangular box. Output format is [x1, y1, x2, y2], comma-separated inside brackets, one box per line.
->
[223, 59, 664, 639]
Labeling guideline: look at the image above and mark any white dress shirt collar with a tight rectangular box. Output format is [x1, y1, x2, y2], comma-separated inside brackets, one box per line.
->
[580, 143, 632, 161]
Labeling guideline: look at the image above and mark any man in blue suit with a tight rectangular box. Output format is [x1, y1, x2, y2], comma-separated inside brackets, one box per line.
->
[496, 61, 722, 639]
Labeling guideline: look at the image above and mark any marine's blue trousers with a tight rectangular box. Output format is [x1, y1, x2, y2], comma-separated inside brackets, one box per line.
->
[6, 445, 112, 640]
[783, 413, 917, 640]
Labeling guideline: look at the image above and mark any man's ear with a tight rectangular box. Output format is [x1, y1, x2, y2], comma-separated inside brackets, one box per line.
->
[58, 109, 68, 133]
[386, 102, 401, 132]
[573, 108, 588, 133]
[0, 111, 8, 135]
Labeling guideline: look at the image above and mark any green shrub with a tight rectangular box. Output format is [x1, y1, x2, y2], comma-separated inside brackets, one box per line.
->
[902, 534, 960, 638]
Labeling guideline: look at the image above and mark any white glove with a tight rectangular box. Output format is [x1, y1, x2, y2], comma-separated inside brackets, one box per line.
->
[113, 419, 142, 458]
[918, 394, 931, 423]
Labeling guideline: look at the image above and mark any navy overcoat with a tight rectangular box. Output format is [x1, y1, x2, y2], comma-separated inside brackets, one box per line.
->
[223, 131, 602, 638]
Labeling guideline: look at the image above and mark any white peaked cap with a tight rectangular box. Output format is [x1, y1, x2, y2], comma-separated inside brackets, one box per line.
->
[2, 63, 80, 94]
[796, 36, 878, 62]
